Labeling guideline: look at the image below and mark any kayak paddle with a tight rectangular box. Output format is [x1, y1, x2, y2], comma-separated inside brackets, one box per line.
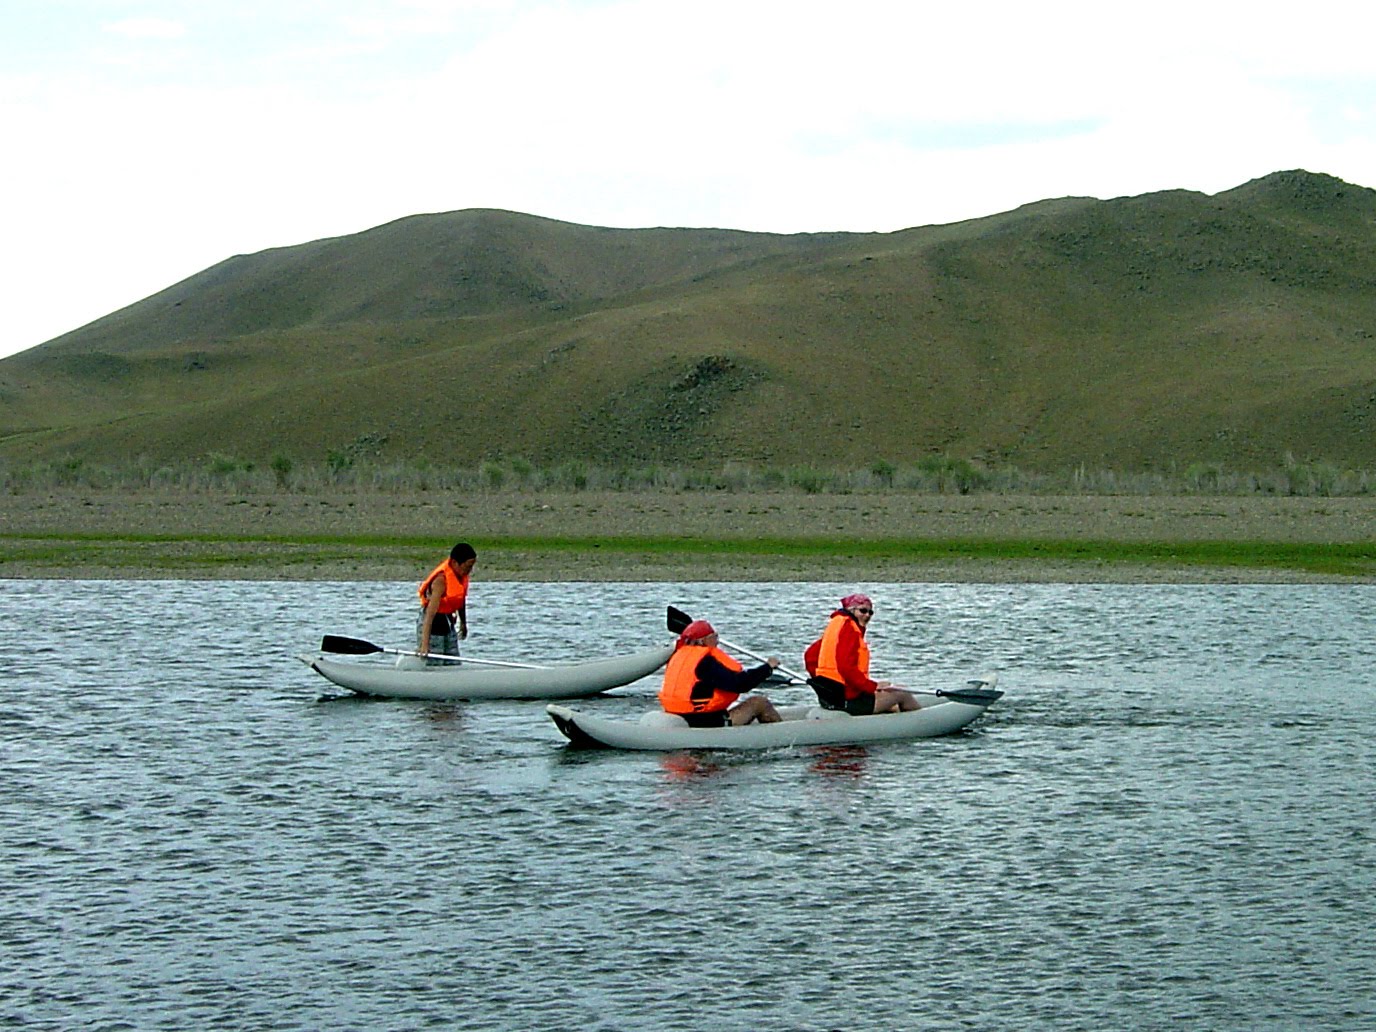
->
[934, 677, 1004, 706]
[319, 634, 548, 669]
[666, 606, 809, 683]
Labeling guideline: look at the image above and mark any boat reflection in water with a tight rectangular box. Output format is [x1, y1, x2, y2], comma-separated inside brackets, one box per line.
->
[808, 744, 869, 779]
[659, 752, 724, 781]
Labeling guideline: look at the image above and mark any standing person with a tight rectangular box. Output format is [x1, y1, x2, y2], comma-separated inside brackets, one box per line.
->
[804, 593, 919, 714]
[417, 543, 477, 660]
[659, 619, 783, 727]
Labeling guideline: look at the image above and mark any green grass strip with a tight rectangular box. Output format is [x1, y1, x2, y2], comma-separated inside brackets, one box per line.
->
[493, 535, 1376, 576]
[3, 531, 1374, 577]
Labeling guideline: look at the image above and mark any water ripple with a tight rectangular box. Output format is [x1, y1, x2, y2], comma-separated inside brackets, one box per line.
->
[1, 580, 1373, 1030]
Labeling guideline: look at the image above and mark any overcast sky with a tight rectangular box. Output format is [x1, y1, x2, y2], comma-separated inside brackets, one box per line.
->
[3, 0, 1375, 360]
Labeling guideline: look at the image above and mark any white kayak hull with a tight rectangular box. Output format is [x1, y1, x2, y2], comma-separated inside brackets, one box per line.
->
[302, 645, 672, 700]
[547, 679, 1001, 750]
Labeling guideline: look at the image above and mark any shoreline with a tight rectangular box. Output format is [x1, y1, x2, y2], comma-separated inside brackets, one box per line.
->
[3, 488, 1374, 582]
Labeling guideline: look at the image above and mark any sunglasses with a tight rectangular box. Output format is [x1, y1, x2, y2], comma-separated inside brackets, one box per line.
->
[854, 607, 874, 614]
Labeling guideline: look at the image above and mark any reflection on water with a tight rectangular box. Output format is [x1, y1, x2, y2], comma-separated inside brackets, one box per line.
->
[659, 745, 870, 783]
[807, 744, 870, 779]
[1, 579, 1374, 1031]
[659, 752, 723, 781]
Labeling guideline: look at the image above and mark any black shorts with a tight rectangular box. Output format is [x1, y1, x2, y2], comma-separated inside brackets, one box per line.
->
[680, 710, 730, 728]
[809, 677, 875, 715]
[843, 694, 876, 716]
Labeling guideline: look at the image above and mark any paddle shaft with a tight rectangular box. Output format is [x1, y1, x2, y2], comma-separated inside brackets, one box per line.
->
[319, 635, 547, 669]
[665, 606, 807, 683]
[717, 635, 806, 684]
[394, 649, 544, 669]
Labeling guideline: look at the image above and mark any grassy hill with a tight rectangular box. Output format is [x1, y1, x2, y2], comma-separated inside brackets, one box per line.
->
[3, 170, 1375, 475]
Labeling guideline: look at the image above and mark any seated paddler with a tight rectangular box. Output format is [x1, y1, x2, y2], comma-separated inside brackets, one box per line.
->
[658, 619, 783, 727]
[804, 593, 919, 714]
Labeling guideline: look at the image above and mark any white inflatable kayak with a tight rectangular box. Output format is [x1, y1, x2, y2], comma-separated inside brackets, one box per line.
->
[547, 678, 1002, 750]
[301, 644, 673, 700]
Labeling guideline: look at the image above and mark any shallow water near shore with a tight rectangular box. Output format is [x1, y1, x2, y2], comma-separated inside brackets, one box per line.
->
[2, 579, 1373, 1031]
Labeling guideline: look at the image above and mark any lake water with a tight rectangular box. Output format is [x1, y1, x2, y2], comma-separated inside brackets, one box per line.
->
[1, 579, 1373, 1031]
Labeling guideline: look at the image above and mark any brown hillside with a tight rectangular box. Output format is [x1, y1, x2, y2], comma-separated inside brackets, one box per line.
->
[2, 171, 1375, 473]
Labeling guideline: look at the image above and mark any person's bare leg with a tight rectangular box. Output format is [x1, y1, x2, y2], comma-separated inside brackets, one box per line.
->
[729, 695, 781, 724]
[874, 689, 919, 713]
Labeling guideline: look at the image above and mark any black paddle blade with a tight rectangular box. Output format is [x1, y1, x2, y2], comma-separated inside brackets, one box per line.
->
[936, 687, 1004, 706]
[666, 606, 693, 633]
[320, 635, 382, 656]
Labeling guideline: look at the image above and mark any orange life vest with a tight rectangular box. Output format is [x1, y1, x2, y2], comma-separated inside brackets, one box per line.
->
[659, 644, 743, 714]
[417, 560, 469, 614]
[814, 612, 871, 700]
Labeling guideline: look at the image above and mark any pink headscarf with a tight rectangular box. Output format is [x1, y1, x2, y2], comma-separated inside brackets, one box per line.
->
[840, 593, 873, 611]
[676, 619, 716, 647]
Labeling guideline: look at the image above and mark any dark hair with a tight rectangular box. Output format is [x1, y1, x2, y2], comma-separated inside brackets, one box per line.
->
[450, 542, 477, 562]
